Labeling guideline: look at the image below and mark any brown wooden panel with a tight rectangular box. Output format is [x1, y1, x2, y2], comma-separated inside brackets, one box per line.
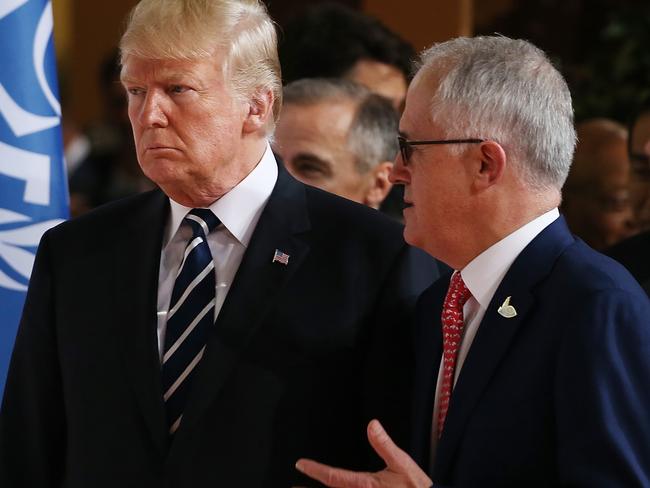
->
[362, 0, 473, 52]
[65, 0, 137, 126]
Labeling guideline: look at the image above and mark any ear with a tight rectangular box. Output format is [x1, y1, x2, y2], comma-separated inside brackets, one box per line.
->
[242, 88, 274, 134]
[473, 140, 507, 190]
[363, 161, 394, 209]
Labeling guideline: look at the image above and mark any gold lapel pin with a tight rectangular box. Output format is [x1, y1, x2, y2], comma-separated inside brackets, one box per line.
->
[497, 296, 517, 318]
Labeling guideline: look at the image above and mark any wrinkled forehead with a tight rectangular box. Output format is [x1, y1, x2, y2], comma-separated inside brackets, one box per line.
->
[283, 99, 357, 136]
[120, 50, 226, 83]
[400, 70, 443, 134]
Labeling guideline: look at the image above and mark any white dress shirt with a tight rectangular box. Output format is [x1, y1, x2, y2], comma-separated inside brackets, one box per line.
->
[429, 208, 560, 467]
[155, 144, 278, 360]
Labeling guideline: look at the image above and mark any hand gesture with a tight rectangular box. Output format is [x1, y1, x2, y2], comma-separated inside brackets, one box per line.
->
[295, 419, 432, 488]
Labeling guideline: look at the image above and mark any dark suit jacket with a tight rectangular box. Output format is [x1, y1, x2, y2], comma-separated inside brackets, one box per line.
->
[0, 167, 442, 487]
[411, 217, 650, 487]
[606, 230, 650, 295]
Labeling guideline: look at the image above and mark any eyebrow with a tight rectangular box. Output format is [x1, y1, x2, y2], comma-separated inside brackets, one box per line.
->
[120, 73, 201, 86]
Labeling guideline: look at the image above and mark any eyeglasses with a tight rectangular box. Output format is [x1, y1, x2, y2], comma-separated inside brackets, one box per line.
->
[397, 135, 484, 164]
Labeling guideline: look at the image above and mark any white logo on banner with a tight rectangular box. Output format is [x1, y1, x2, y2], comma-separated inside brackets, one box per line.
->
[0, 1, 64, 292]
[0, 0, 30, 20]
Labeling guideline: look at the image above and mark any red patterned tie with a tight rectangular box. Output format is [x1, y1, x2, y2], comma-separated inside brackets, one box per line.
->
[437, 271, 472, 437]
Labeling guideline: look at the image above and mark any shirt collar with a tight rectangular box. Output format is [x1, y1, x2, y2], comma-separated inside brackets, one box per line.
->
[164, 143, 278, 248]
[461, 208, 559, 310]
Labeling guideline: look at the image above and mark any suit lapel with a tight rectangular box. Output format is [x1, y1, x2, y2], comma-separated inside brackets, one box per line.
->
[176, 167, 311, 435]
[433, 217, 575, 479]
[113, 190, 169, 454]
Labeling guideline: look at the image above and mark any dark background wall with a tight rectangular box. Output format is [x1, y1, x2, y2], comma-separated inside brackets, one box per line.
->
[52, 0, 650, 128]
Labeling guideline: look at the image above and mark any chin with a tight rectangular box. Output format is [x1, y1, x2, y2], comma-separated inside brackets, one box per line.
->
[141, 162, 183, 186]
[402, 223, 421, 248]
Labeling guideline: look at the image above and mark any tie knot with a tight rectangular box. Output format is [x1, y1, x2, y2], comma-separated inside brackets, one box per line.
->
[185, 209, 221, 237]
[444, 271, 472, 312]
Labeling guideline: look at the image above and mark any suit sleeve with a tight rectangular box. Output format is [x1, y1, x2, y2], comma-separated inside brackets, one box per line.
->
[360, 244, 440, 469]
[0, 230, 66, 487]
[556, 288, 650, 487]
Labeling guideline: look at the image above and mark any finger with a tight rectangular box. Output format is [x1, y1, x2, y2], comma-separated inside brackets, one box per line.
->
[366, 420, 420, 473]
[296, 458, 376, 488]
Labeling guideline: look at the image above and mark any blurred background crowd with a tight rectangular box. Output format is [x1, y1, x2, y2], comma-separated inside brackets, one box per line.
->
[53, 0, 650, 287]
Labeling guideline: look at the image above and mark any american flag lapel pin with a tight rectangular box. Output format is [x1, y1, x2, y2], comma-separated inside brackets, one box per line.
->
[272, 249, 290, 266]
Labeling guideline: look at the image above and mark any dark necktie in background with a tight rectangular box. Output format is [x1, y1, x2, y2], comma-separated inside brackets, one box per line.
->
[162, 208, 220, 435]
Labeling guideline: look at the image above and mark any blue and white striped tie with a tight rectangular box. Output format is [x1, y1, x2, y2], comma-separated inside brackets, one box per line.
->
[162, 208, 220, 435]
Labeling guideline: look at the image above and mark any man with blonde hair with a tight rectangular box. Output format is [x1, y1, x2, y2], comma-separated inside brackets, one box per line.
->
[297, 35, 650, 488]
[0, 1, 440, 486]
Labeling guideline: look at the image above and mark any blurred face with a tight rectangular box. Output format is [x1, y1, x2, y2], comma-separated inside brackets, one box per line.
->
[389, 72, 473, 263]
[346, 59, 408, 112]
[563, 138, 637, 250]
[274, 100, 370, 204]
[629, 113, 650, 231]
[121, 53, 251, 206]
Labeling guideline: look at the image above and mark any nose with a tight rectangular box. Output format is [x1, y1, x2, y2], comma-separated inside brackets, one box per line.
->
[138, 90, 169, 128]
[389, 154, 409, 185]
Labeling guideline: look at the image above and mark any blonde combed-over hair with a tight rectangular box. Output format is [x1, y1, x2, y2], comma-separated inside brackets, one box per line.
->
[119, 0, 282, 133]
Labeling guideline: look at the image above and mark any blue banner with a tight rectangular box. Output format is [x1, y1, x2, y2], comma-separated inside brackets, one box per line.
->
[0, 0, 68, 397]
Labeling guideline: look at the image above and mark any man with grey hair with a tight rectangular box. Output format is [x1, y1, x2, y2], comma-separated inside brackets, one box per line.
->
[0, 0, 441, 486]
[297, 36, 650, 488]
[274, 78, 398, 209]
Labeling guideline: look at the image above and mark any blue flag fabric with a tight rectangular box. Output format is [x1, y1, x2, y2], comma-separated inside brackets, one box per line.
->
[0, 0, 68, 397]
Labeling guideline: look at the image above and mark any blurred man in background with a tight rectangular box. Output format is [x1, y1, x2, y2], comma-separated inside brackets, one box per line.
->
[278, 3, 414, 221]
[628, 106, 650, 231]
[607, 105, 650, 293]
[63, 50, 154, 216]
[274, 78, 397, 209]
[279, 3, 414, 112]
[562, 118, 637, 250]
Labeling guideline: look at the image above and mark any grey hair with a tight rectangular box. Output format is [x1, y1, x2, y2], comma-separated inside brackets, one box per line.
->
[282, 78, 399, 172]
[120, 0, 282, 134]
[418, 36, 577, 190]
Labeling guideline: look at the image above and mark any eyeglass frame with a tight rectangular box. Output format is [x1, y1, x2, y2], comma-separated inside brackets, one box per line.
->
[397, 135, 485, 164]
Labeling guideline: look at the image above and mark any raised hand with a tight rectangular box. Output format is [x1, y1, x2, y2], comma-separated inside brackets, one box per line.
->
[295, 419, 432, 488]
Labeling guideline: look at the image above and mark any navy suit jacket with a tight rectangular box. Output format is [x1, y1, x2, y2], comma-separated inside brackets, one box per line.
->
[411, 217, 650, 487]
[0, 166, 442, 487]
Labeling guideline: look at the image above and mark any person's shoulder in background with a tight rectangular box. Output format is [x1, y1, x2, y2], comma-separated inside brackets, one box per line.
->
[605, 229, 650, 293]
